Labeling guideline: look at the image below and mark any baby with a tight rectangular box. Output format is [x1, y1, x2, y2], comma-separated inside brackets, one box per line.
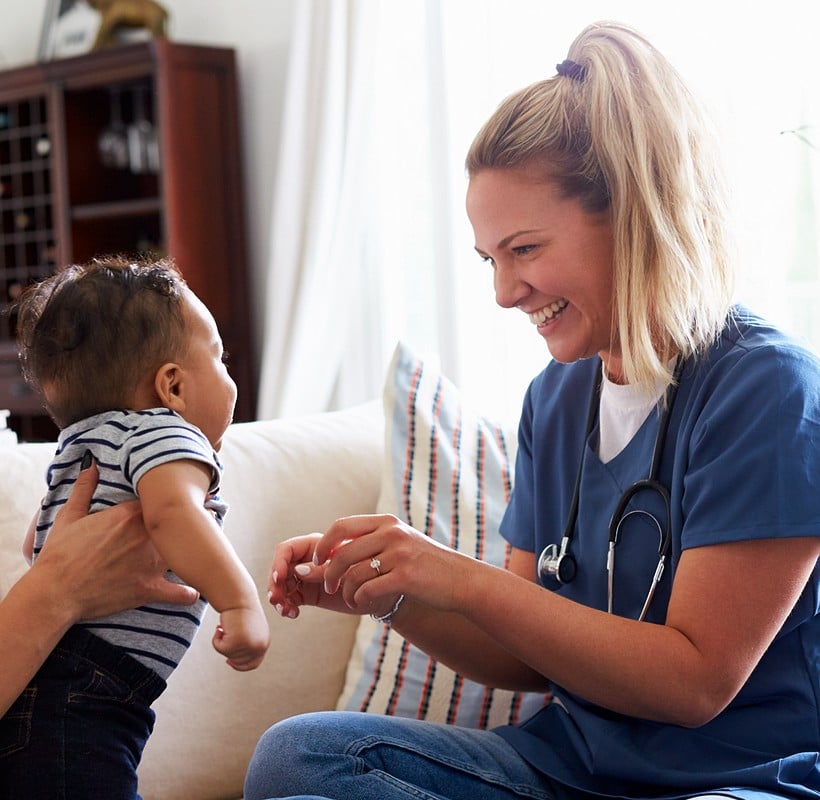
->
[7, 255, 269, 798]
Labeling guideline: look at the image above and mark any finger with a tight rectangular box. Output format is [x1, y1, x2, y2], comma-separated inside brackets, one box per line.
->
[268, 565, 284, 595]
[56, 451, 99, 524]
[269, 535, 321, 590]
[287, 533, 322, 563]
[270, 570, 308, 615]
[321, 537, 385, 594]
[271, 579, 303, 617]
[315, 514, 394, 565]
[272, 600, 300, 619]
[151, 578, 199, 607]
[267, 581, 289, 608]
[268, 572, 300, 609]
[339, 557, 387, 609]
[212, 626, 233, 656]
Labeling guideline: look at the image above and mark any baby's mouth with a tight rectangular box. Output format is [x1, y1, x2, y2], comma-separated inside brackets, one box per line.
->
[528, 299, 569, 326]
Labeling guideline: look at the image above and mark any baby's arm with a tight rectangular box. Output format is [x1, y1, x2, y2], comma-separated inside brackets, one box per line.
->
[137, 459, 270, 670]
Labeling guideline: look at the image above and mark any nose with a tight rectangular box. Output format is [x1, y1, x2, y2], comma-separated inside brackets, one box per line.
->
[493, 260, 529, 309]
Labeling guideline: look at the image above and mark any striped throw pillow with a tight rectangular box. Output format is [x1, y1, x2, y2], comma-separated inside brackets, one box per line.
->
[337, 341, 549, 728]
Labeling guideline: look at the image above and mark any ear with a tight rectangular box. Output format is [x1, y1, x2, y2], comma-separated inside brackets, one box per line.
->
[153, 362, 186, 413]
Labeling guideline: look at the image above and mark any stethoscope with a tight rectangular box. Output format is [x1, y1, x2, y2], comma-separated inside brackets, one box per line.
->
[537, 357, 684, 621]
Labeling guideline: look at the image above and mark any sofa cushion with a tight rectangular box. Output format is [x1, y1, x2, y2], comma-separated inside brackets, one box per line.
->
[138, 403, 383, 799]
[0, 403, 382, 800]
[338, 342, 549, 728]
[0, 440, 58, 599]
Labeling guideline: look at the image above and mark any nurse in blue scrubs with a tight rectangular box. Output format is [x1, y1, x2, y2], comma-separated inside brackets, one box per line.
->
[252, 20, 820, 800]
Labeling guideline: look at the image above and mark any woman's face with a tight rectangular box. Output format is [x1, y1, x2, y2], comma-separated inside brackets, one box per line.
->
[466, 167, 623, 381]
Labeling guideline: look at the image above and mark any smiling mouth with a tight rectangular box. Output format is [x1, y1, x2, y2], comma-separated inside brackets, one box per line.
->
[528, 299, 569, 326]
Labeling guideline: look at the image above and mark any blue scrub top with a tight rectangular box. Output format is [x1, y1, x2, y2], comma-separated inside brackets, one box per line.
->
[496, 307, 820, 799]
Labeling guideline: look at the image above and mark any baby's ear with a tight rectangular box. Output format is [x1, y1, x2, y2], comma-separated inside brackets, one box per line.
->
[154, 362, 185, 412]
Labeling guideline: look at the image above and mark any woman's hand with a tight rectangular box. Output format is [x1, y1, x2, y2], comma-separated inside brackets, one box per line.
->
[322, 514, 469, 616]
[269, 514, 469, 621]
[34, 458, 199, 621]
[268, 533, 346, 618]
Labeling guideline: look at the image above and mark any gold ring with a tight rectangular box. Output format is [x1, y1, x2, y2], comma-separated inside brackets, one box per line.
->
[370, 557, 381, 576]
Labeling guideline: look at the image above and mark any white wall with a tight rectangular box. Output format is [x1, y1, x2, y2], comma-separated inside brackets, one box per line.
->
[0, 0, 296, 375]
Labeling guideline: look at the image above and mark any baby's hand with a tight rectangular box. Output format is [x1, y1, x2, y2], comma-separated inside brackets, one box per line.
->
[212, 605, 270, 671]
[269, 531, 374, 618]
[268, 533, 323, 619]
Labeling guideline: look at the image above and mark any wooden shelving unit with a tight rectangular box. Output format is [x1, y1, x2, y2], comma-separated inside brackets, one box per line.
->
[0, 40, 254, 440]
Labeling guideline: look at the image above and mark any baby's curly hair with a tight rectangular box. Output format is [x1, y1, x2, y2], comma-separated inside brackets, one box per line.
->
[16, 255, 188, 428]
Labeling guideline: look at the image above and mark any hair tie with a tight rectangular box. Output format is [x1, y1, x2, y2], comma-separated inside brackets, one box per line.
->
[556, 59, 586, 82]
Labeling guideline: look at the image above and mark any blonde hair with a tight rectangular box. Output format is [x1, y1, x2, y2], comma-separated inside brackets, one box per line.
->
[466, 21, 735, 390]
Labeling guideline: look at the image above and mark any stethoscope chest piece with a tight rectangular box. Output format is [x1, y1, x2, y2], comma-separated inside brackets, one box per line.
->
[537, 540, 577, 585]
[537, 357, 683, 619]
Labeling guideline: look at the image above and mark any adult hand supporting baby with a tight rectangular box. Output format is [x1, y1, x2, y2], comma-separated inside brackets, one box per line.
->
[44, 457, 200, 620]
[1, 457, 198, 716]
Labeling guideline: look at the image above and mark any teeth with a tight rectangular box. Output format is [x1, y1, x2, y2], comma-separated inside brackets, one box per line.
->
[529, 299, 568, 326]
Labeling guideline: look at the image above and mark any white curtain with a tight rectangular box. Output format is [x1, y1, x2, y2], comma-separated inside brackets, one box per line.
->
[256, 0, 458, 419]
[255, 0, 382, 418]
[257, 0, 820, 422]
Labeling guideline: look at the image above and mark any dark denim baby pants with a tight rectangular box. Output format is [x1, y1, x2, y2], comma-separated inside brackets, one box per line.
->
[0, 626, 166, 799]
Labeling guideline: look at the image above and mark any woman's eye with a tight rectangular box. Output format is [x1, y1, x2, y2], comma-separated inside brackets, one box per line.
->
[512, 244, 535, 256]
[479, 255, 495, 266]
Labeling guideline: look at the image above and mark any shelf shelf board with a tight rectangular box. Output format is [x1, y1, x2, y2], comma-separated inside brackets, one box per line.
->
[71, 196, 162, 221]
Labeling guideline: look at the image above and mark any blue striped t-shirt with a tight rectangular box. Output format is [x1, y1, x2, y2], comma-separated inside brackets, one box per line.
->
[33, 408, 227, 679]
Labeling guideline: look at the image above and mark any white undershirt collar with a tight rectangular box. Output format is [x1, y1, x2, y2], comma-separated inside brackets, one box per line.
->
[598, 365, 669, 464]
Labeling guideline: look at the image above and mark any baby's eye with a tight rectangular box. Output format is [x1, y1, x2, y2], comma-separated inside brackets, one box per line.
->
[221, 351, 230, 364]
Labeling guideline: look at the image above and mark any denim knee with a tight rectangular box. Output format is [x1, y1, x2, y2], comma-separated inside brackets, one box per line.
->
[244, 710, 556, 800]
[245, 712, 347, 799]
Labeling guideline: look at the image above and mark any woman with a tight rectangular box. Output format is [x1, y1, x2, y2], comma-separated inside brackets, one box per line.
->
[0, 457, 198, 718]
[251, 21, 820, 800]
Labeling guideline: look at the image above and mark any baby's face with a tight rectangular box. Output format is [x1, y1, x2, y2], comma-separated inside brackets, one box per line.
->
[177, 290, 237, 450]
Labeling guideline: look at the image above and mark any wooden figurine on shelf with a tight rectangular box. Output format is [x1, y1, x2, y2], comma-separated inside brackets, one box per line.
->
[88, 0, 169, 49]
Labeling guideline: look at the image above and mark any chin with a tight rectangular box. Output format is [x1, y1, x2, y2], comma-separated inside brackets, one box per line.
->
[544, 337, 602, 367]
[543, 345, 581, 366]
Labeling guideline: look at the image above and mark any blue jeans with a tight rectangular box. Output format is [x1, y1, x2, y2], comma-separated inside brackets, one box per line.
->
[0, 626, 166, 800]
[244, 710, 564, 800]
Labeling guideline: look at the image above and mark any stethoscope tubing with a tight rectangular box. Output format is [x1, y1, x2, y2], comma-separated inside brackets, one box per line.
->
[539, 356, 684, 621]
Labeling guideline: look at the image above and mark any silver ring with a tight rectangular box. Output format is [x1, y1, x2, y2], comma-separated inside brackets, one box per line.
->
[370, 557, 381, 576]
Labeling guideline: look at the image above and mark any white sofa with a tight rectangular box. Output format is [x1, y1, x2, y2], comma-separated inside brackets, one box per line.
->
[1, 341, 539, 799]
[0, 401, 385, 800]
